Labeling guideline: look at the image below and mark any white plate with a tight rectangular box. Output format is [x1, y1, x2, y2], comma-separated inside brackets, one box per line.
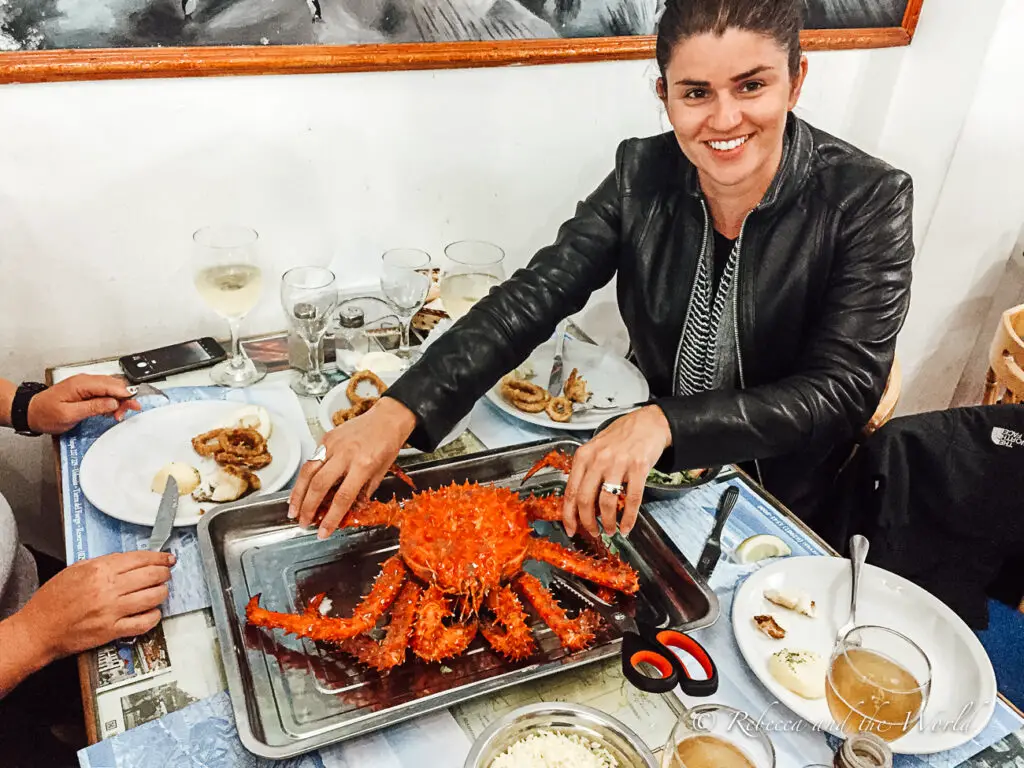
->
[80, 401, 302, 528]
[483, 338, 650, 431]
[732, 556, 997, 754]
[317, 372, 472, 457]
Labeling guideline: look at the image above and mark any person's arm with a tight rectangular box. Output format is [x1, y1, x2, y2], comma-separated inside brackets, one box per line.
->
[0, 378, 15, 428]
[655, 171, 915, 471]
[386, 147, 628, 449]
[0, 612, 52, 698]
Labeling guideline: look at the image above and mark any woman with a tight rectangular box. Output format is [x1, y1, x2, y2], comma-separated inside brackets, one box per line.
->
[291, 0, 914, 540]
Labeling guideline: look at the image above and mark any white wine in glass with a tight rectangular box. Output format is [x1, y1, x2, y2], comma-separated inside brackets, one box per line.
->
[192, 225, 267, 388]
[439, 240, 505, 321]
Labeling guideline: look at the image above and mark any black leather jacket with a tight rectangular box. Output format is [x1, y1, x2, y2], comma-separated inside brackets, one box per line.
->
[387, 114, 915, 522]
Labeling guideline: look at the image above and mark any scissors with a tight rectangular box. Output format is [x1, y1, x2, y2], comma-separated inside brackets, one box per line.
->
[556, 575, 718, 697]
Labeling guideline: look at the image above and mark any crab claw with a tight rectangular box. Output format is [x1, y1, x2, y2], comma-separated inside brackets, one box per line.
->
[521, 449, 573, 484]
[388, 463, 416, 490]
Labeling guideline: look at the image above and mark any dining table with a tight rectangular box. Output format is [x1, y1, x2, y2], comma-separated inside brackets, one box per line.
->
[44, 310, 1024, 768]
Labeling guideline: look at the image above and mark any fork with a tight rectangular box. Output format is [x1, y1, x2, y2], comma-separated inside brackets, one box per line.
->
[571, 398, 650, 417]
[836, 534, 869, 644]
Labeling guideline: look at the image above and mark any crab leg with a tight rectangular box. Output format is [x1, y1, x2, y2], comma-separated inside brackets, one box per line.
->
[522, 449, 573, 483]
[341, 581, 423, 672]
[246, 556, 407, 642]
[480, 585, 536, 661]
[340, 497, 404, 529]
[526, 537, 639, 594]
[523, 493, 563, 522]
[514, 573, 599, 652]
[411, 585, 479, 662]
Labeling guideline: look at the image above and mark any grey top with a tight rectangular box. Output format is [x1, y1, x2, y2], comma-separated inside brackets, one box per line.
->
[0, 491, 39, 621]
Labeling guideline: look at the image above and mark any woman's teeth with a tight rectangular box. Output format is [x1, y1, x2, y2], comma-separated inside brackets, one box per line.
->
[707, 136, 749, 151]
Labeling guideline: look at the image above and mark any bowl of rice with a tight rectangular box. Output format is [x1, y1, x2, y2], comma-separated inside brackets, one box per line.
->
[463, 702, 657, 768]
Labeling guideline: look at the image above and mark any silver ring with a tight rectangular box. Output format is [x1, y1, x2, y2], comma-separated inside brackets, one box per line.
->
[600, 482, 625, 495]
[309, 445, 327, 464]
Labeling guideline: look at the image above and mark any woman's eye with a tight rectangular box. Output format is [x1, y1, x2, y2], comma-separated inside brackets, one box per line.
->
[739, 81, 764, 94]
[683, 88, 708, 100]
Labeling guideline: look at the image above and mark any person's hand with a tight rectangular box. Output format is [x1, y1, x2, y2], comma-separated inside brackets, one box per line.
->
[561, 405, 672, 538]
[28, 374, 140, 434]
[290, 397, 417, 539]
[17, 550, 175, 663]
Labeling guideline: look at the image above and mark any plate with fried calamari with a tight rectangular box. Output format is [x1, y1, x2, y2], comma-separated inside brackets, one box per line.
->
[484, 337, 649, 430]
[317, 369, 472, 456]
[80, 401, 302, 527]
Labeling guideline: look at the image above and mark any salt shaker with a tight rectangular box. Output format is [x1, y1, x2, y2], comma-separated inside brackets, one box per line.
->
[833, 733, 894, 768]
[335, 305, 369, 373]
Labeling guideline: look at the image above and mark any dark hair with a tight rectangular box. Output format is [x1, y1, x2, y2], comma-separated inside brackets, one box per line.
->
[655, 0, 804, 78]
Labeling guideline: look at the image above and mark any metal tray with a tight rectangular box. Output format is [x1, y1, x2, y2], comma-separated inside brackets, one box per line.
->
[198, 438, 719, 759]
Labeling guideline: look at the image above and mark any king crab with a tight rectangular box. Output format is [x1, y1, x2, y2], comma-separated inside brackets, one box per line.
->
[245, 450, 637, 672]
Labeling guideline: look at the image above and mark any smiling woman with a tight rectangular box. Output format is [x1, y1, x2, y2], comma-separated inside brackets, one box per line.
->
[290, 0, 915, 543]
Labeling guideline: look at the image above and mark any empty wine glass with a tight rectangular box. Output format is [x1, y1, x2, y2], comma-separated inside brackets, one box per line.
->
[380, 248, 432, 363]
[192, 225, 266, 388]
[281, 266, 338, 396]
[439, 240, 505, 321]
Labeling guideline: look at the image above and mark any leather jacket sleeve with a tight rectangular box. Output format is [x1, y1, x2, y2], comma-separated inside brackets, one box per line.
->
[384, 150, 626, 449]
[656, 172, 915, 470]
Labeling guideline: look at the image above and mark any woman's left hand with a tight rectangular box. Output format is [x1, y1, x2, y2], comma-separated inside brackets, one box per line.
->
[560, 404, 672, 538]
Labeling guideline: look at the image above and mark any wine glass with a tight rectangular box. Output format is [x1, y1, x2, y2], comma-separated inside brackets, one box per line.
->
[192, 225, 266, 388]
[439, 240, 506, 321]
[662, 703, 775, 768]
[825, 625, 932, 743]
[281, 266, 338, 396]
[379, 248, 432, 363]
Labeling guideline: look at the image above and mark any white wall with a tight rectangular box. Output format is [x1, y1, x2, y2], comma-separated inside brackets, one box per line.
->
[0, 0, 1017, 555]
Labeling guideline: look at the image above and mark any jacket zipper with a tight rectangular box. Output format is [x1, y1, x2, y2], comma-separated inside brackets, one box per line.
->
[672, 201, 711, 394]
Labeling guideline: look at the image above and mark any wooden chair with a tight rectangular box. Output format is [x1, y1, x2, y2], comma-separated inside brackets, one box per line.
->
[863, 356, 902, 437]
[982, 303, 1024, 405]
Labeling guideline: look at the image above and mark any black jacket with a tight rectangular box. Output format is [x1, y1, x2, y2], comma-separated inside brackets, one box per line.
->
[819, 404, 1024, 629]
[387, 114, 915, 519]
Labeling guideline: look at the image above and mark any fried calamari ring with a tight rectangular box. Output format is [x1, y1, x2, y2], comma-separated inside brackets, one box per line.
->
[192, 429, 226, 457]
[500, 377, 547, 405]
[347, 370, 387, 405]
[331, 398, 376, 426]
[217, 427, 267, 457]
[545, 396, 573, 422]
[215, 451, 273, 469]
[511, 394, 550, 413]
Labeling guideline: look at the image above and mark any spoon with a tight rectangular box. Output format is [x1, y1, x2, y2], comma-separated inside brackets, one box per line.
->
[836, 534, 869, 644]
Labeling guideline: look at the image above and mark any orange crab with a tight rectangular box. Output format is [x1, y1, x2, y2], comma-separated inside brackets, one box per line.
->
[246, 450, 637, 672]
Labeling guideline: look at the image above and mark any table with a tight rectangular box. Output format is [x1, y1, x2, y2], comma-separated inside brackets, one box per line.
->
[47, 327, 1024, 766]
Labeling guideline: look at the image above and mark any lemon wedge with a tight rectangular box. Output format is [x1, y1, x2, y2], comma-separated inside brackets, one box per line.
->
[734, 534, 791, 564]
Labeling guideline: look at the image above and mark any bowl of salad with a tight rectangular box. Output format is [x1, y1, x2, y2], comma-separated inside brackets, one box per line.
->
[644, 465, 722, 500]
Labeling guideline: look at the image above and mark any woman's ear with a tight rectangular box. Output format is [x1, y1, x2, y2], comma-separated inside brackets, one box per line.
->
[788, 55, 809, 110]
[656, 76, 667, 102]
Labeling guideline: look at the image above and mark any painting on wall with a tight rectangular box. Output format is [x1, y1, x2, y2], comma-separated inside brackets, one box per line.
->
[0, 0, 924, 84]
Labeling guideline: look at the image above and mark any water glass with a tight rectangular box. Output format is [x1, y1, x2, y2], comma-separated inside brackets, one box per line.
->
[380, 248, 432, 363]
[192, 225, 266, 388]
[439, 240, 506, 320]
[281, 266, 338, 396]
[663, 704, 775, 768]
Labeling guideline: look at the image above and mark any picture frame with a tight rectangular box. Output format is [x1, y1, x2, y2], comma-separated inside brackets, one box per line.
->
[0, 0, 924, 85]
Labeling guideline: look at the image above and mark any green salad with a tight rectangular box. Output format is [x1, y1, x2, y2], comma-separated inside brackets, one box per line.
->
[646, 467, 707, 486]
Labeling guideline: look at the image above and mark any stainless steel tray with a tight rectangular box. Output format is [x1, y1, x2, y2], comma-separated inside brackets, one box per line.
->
[198, 438, 719, 759]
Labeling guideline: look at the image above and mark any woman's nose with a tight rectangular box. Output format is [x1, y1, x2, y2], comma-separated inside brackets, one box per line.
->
[708, 94, 743, 133]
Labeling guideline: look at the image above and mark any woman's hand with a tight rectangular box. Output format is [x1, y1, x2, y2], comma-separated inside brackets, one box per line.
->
[18, 550, 175, 663]
[561, 405, 672, 538]
[29, 374, 140, 434]
[289, 397, 417, 539]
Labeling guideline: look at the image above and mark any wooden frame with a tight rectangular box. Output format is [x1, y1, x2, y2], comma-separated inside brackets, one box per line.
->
[0, 0, 923, 85]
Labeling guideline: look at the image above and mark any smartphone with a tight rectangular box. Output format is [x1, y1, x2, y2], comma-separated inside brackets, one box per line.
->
[119, 337, 227, 383]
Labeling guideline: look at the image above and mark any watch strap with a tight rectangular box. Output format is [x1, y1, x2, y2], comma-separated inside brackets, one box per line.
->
[12, 382, 48, 436]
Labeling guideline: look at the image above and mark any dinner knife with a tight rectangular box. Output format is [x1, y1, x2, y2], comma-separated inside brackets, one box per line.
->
[148, 476, 179, 553]
[696, 486, 739, 580]
[547, 320, 567, 397]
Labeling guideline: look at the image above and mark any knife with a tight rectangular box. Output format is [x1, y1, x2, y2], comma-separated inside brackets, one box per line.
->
[547, 320, 567, 397]
[148, 476, 179, 553]
[696, 486, 739, 580]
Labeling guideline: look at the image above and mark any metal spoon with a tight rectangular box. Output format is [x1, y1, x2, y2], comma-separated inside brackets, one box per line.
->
[836, 534, 869, 644]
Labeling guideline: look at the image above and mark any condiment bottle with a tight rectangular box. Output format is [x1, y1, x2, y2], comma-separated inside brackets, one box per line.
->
[335, 305, 369, 373]
[834, 733, 894, 768]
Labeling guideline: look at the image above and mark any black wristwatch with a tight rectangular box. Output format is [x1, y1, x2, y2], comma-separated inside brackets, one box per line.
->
[11, 382, 48, 436]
